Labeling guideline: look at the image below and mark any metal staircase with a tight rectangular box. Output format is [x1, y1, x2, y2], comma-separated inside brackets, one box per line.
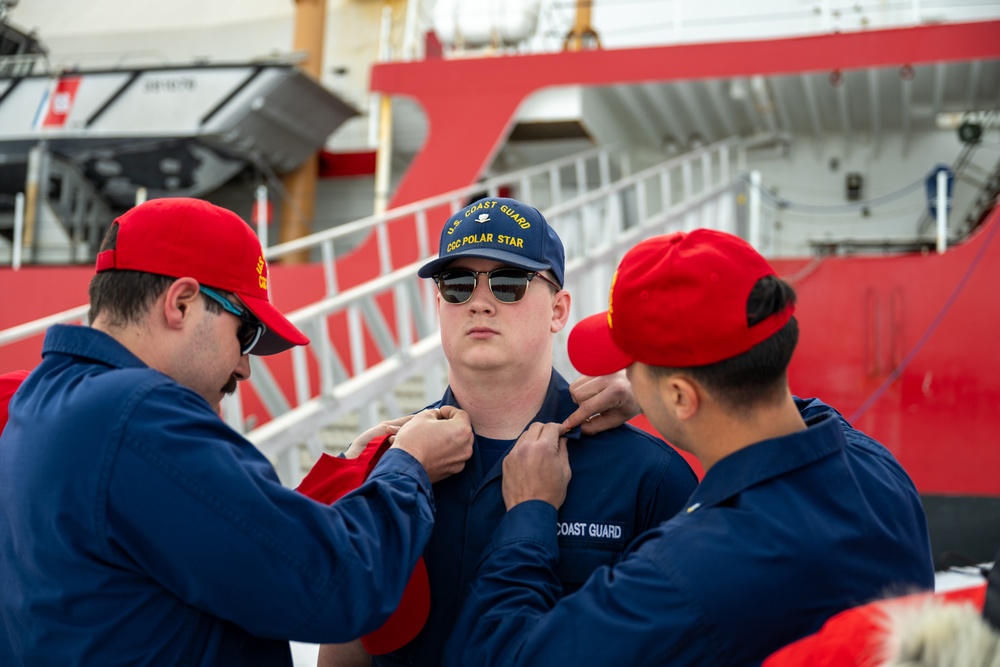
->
[244, 137, 749, 484]
[0, 146, 116, 263]
[0, 137, 751, 484]
[0, 48, 358, 254]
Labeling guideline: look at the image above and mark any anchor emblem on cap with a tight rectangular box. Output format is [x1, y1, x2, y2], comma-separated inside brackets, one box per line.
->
[475, 214, 490, 223]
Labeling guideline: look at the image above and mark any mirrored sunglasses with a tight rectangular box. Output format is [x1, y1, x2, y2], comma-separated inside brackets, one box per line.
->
[200, 286, 266, 355]
[434, 268, 560, 305]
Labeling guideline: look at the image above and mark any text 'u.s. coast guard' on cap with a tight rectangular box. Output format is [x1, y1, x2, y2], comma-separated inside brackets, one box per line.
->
[418, 197, 565, 286]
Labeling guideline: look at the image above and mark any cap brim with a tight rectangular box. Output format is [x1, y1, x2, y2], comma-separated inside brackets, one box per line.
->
[361, 557, 431, 655]
[418, 249, 550, 279]
[238, 293, 310, 356]
[568, 312, 635, 377]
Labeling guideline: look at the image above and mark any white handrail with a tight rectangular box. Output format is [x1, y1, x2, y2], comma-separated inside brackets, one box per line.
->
[0, 138, 747, 485]
[0, 142, 628, 340]
[245, 138, 745, 482]
[0, 305, 89, 346]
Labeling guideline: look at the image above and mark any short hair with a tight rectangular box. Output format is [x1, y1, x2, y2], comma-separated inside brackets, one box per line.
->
[648, 276, 799, 413]
[87, 223, 224, 326]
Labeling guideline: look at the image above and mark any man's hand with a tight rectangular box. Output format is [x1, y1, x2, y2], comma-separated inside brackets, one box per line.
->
[561, 370, 641, 436]
[343, 414, 415, 459]
[390, 406, 473, 483]
[317, 639, 370, 667]
[502, 422, 571, 511]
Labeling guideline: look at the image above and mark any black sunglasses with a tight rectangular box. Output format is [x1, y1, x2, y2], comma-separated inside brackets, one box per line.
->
[434, 268, 560, 305]
[200, 286, 266, 355]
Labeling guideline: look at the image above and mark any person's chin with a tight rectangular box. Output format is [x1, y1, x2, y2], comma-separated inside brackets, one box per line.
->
[462, 352, 506, 372]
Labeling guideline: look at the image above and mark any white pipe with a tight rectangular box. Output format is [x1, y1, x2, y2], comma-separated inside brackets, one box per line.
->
[373, 5, 395, 214]
[367, 94, 380, 149]
[12, 192, 25, 270]
[255, 184, 271, 297]
[255, 185, 269, 249]
[402, 0, 420, 61]
[292, 346, 310, 407]
[23, 144, 43, 253]
[749, 170, 762, 251]
[936, 168, 948, 254]
[374, 95, 394, 215]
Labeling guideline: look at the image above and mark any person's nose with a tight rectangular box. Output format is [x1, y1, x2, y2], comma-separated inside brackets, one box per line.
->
[466, 273, 496, 314]
[234, 353, 251, 381]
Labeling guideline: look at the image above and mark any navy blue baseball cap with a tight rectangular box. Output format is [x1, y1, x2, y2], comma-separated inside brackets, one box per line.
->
[418, 197, 565, 287]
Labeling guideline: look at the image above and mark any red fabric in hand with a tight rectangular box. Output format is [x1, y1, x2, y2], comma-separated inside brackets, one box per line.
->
[296, 434, 430, 655]
[0, 370, 29, 433]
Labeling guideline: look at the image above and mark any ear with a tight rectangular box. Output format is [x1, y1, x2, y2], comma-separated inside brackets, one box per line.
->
[162, 277, 201, 331]
[550, 289, 571, 334]
[664, 375, 701, 422]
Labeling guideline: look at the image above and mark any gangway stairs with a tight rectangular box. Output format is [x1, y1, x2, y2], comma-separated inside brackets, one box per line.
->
[0, 148, 115, 263]
[0, 137, 753, 484]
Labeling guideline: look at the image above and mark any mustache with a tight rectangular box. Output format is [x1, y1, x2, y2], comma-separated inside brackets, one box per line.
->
[222, 375, 238, 396]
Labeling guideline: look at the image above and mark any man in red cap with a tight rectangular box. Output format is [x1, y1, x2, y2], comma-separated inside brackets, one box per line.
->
[445, 228, 935, 666]
[0, 198, 473, 667]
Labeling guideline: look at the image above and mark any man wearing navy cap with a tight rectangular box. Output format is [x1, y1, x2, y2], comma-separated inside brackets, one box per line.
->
[446, 229, 935, 666]
[0, 198, 474, 666]
[319, 198, 698, 667]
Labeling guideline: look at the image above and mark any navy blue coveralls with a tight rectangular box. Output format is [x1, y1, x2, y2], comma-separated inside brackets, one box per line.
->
[375, 370, 698, 666]
[0, 325, 435, 666]
[446, 398, 935, 667]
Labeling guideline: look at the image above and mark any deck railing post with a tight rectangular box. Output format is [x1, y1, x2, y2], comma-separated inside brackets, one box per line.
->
[12, 192, 25, 270]
[255, 184, 269, 251]
[749, 170, 762, 251]
[936, 167, 949, 254]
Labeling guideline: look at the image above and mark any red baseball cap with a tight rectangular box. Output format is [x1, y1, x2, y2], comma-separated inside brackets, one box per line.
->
[568, 229, 794, 376]
[95, 198, 308, 356]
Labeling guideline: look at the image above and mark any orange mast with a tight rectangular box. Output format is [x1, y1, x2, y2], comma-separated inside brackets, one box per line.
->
[564, 0, 601, 51]
[280, 0, 327, 262]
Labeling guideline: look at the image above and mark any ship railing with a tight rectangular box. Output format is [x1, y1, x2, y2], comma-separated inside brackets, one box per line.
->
[245, 136, 748, 483]
[0, 52, 48, 78]
[0, 137, 751, 484]
[398, 1, 1000, 61]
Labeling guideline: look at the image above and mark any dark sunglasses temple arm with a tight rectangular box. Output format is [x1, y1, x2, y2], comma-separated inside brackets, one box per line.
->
[532, 272, 561, 291]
